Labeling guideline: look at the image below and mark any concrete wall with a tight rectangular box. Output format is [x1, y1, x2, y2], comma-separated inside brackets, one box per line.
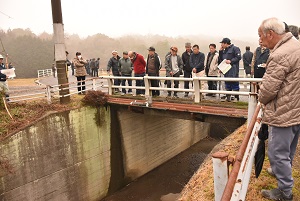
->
[117, 108, 209, 180]
[0, 105, 233, 201]
[0, 107, 111, 201]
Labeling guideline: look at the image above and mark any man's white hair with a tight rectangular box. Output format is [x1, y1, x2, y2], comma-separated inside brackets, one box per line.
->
[260, 17, 285, 36]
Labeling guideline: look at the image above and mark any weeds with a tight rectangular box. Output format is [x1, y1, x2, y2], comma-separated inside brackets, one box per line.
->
[81, 90, 108, 108]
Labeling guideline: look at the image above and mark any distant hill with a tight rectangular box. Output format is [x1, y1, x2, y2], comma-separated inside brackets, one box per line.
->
[0, 28, 258, 78]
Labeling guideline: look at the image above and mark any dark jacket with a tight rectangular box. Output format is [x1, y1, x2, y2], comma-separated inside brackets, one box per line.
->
[254, 47, 270, 78]
[182, 50, 193, 72]
[219, 44, 241, 77]
[118, 57, 133, 75]
[146, 53, 161, 75]
[243, 50, 253, 74]
[90, 60, 96, 69]
[189, 52, 205, 73]
[242, 50, 253, 67]
[107, 55, 121, 75]
[0, 63, 6, 81]
[95, 59, 100, 69]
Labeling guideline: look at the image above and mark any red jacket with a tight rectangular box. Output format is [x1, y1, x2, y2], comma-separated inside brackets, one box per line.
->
[131, 53, 146, 74]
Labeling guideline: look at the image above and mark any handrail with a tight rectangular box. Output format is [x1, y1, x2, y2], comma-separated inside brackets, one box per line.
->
[6, 76, 262, 104]
[221, 103, 261, 201]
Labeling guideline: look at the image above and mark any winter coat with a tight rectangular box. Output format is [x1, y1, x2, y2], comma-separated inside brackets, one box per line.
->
[131, 53, 146, 74]
[165, 54, 183, 77]
[146, 53, 161, 75]
[258, 32, 300, 127]
[253, 47, 270, 78]
[218, 44, 241, 77]
[205, 51, 219, 76]
[73, 58, 88, 77]
[118, 57, 133, 75]
[182, 50, 193, 72]
[189, 52, 205, 73]
[242, 50, 253, 74]
[0, 63, 7, 81]
[107, 56, 121, 75]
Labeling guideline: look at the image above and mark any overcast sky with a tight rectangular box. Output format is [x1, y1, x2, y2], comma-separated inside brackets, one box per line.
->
[1, 0, 300, 40]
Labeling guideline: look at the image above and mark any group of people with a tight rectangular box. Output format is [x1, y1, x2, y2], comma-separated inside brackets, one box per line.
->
[103, 39, 250, 101]
[71, 57, 100, 77]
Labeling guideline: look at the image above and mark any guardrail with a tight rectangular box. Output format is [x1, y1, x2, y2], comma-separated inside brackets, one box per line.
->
[212, 103, 263, 201]
[37, 69, 53, 78]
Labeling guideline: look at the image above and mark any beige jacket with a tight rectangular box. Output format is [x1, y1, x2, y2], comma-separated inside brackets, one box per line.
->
[205, 52, 219, 76]
[258, 32, 300, 127]
[73, 58, 87, 77]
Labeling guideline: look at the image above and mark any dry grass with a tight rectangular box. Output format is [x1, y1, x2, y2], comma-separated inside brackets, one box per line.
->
[179, 124, 300, 201]
[0, 96, 82, 140]
[7, 78, 38, 86]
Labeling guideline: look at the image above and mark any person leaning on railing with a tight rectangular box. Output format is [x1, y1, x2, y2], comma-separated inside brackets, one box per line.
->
[258, 17, 300, 201]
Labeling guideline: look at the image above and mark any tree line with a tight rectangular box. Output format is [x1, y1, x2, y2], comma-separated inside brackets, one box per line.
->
[0, 28, 257, 78]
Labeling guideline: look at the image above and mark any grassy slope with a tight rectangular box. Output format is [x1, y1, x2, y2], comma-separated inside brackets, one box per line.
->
[179, 124, 300, 201]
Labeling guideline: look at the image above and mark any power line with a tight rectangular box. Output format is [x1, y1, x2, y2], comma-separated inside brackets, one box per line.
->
[0, 10, 13, 19]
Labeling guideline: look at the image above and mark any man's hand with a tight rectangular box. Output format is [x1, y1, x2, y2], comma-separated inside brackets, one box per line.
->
[170, 72, 174, 76]
[192, 68, 197, 73]
[225, 60, 231, 64]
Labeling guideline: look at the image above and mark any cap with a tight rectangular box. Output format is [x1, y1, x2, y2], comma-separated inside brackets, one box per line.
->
[76, 52, 81, 56]
[112, 50, 118, 54]
[171, 46, 178, 52]
[185, 42, 191, 47]
[148, 46, 155, 51]
[0, 54, 3, 59]
[123, 51, 128, 55]
[220, 38, 231, 44]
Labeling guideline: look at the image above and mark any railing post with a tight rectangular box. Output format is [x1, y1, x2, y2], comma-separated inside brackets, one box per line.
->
[46, 85, 52, 104]
[107, 76, 113, 95]
[212, 152, 229, 201]
[92, 78, 96, 91]
[193, 77, 200, 103]
[144, 75, 150, 97]
[247, 82, 258, 127]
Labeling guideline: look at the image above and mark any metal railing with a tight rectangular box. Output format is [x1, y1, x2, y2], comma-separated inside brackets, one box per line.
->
[212, 103, 263, 201]
[37, 69, 53, 78]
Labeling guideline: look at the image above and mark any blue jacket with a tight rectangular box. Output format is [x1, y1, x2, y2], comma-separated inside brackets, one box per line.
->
[189, 52, 205, 73]
[219, 44, 241, 77]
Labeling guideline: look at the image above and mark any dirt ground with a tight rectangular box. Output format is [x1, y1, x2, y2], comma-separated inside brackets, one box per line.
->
[179, 124, 300, 201]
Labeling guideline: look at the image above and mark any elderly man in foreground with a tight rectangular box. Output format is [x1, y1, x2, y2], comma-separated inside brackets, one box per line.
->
[258, 17, 300, 201]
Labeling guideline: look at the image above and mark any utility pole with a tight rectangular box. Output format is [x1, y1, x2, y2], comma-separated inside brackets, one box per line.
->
[51, 0, 70, 104]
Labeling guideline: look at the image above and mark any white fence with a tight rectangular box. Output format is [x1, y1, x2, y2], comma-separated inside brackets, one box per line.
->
[37, 69, 53, 78]
[6, 76, 262, 104]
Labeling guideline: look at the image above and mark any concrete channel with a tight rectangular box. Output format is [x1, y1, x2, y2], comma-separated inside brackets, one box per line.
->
[0, 103, 246, 201]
